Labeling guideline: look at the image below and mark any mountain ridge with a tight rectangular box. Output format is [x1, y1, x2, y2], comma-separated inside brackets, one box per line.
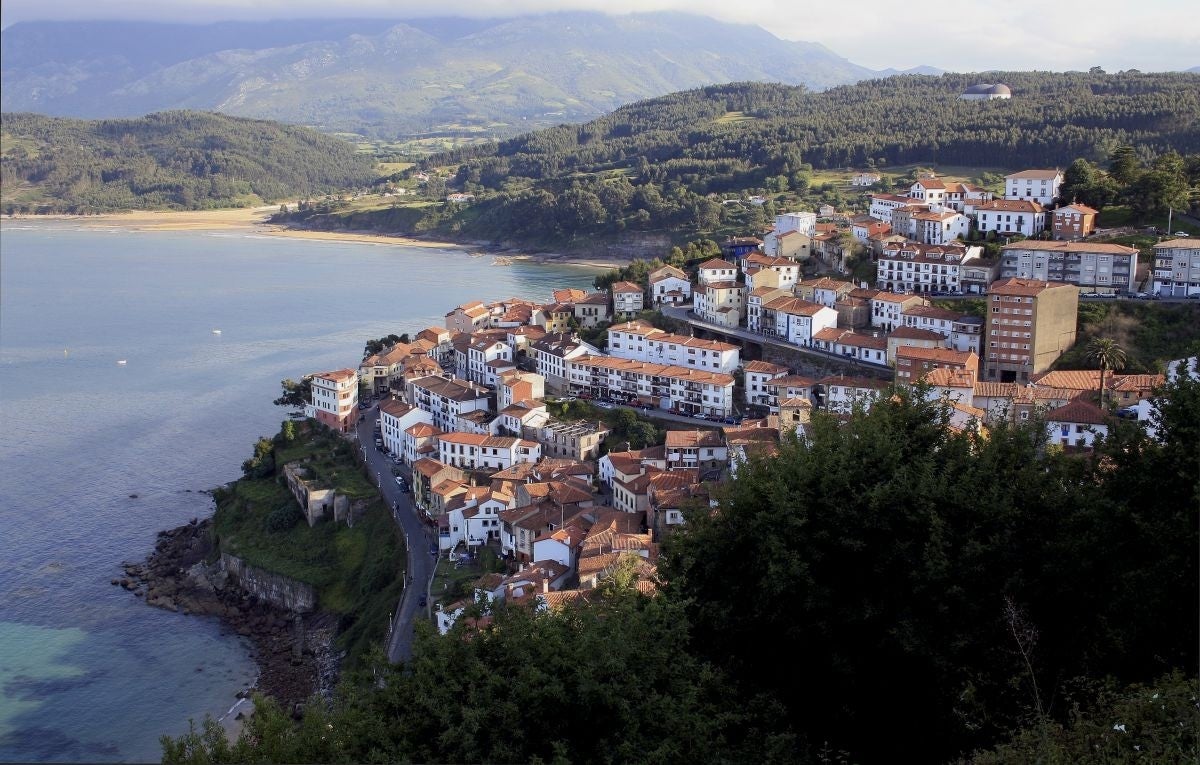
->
[0, 13, 939, 139]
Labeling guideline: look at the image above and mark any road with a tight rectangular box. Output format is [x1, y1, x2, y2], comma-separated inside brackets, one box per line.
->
[353, 404, 438, 664]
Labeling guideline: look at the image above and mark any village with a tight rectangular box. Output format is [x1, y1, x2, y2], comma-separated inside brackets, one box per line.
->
[295, 167, 1198, 634]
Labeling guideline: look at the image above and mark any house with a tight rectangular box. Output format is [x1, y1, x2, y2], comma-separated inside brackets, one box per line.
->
[886, 326, 948, 365]
[1052, 204, 1099, 240]
[648, 481, 709, 540]
[611, 282, 644, 318]
[760, 296, 838, 347]
[869, 193, 924, 223]
[983, 278, 1079, 382]
[852, 171, 882, 186]
[913, 208, 970, 245]
[410, 458, 466, 518]
[746, 286, 792, 333]
[1045, 398, 1109, 450]
[379, 399, 433, 459]
[816, 375, 890, 413]
[811, 328, 888, 366]
[464, 335, 514, 386]
[572, 292, 612, 328]
[1030, 370, 1164, 406]
[440, 487, 514, 552]
[774, 211, 818, 237]
[973, 200, 1047, 237]
[764, 229, 814, 260]
[576, 511, 656, 590]
[742, 252, 801, 289]
[971, 381, 1080, 424]
[437, 433, 540, 472]
[894, 346, 979, 384]
[871, 292, 929, 332]
[1004, 169, 1063, 206]
[902, 304, 984, 355]
[532, 302, 574, 333]
[406, 373, 491, 430]
[403, 421, 443, 466]
[445, 301, 491, 334]
[942, 182, 993, 212]
[1151, 238, 1200, 297]
[999, 240, 1138, 295]
[566, 355, 736, 417]
[796, 277, 855, 308]
[498, 401, 549, 439]
[696, 258, 739, 285]
[526, 419, 610, 461]
[648, 265, 692, 306]
[876, 241, 981, 295]
[852, 218, 892, 243]
[743, 359, 790, 411]
[693, 279, 746, 328]
[599, 445, 667, 488]
[664, 430, 728, 472]
[606, 320, 740, 372]
[909, 177, 947, 204]
[528, 333, 603, 394]
[305, 369, 358, 433]
[721, 237, 763, 261]
[960, 255, 1002, 294]
[496, 370, 545, 410]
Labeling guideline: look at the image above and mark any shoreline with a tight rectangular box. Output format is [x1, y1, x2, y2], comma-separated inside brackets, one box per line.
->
[1, 210, 630, 269]
[119, 518, 335, 738]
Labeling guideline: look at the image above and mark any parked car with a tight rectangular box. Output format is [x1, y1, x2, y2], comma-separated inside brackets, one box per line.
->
[418, 595, 427, 608]
[1189, 293, 1200, 299]
[395, 476, 407, 490]
[595, 401, 614, 409]
[1174, 231, 1188, 237]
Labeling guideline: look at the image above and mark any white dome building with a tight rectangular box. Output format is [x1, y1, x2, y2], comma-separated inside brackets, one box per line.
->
[960, 83, 1012, 100]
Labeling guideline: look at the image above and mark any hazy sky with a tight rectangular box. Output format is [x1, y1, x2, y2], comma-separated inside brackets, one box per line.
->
[2, 0, 1197, 73]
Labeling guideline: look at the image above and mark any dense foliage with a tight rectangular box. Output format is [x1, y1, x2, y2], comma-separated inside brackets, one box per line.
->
[165, 374, 1199, 764]
[285, 72, 1200, 245]
[0, 111, 376, 213]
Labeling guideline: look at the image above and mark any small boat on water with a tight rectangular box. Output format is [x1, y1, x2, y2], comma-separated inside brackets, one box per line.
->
[117, 360, 127, 365]
[212, 329, 222, 335]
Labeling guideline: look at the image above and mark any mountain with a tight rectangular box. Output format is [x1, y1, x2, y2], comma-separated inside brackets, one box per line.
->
[2, 13, 892, 139]
[0, 111, 377, 213]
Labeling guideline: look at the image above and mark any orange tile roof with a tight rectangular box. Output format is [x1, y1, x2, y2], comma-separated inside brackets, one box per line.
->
[744, 360, 789, 374]
[1000, 240, 1136, 256]
[664, 430, 725, 448]
[989, 278, 1077, 297]
[1046, 398, 1108, 426]
[896, 346, 976, 365]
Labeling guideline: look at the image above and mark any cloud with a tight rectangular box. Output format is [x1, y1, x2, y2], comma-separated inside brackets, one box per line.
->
[2, 0, 1197, 72]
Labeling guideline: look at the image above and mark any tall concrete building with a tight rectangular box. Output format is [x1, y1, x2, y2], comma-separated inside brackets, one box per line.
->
[984, 278, 1079, 383]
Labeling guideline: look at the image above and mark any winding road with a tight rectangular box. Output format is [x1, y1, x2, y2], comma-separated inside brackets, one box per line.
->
[353, 405, 437, 664]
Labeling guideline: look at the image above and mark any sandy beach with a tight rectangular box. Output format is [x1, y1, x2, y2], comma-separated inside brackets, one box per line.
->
[2, 207, 630, 268]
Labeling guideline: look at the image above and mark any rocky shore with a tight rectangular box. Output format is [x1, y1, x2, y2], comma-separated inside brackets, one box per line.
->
[116, 518, 339, 713]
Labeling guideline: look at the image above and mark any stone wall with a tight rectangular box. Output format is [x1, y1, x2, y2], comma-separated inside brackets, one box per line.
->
[221, 553, 317, 613]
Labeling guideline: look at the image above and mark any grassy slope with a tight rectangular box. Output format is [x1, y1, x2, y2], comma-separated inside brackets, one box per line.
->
[212, 424, 404, 663]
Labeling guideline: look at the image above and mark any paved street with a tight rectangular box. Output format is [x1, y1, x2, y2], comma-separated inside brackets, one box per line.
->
[353, 403, 438, 664]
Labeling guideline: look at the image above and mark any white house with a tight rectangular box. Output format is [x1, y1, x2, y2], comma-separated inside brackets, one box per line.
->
[648, 265, 692, 306]
[973, 200, 1047, 237]
[870, 193, 926, 222]
[852, 172, 882, 187]
[1004, 169, 1063, 206]
[812, 329, 889, 366]
[773, 211, 817, 237]
[611, 281, 644, 317]
[406, 374, 491, 432]
[913, 209, 970, 245]
[466, 336, 513, 387]
[742, 253, 801, 289]
[908, 177, 947, 204]
[379, 400, 433, 458]
[761, 296, 838, 347]
[876, 241, 982, 295]
[437, 433, 541, 472]
[743, 360, 789, 410]
[529, 333, 603, 394]
[566, 356, 736, 417]
[818, 375, 890, 413]
[1045, 398, 1109, 449]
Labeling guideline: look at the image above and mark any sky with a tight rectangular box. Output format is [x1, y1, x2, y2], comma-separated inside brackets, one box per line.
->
[1, 0, 1197, 73]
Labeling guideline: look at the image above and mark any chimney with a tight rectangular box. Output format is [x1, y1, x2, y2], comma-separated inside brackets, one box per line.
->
[542, 578, 549, 594]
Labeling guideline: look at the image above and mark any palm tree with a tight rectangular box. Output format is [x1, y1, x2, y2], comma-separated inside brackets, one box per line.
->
[1085, 337, 1127, 408]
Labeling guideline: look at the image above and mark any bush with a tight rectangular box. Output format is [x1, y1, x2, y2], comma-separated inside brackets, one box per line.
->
[264, 503, 303, 533]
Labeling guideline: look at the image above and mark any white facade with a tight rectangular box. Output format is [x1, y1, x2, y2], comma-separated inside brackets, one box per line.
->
[407, 375, 491, 432]
[1001, 242, 1138, 294]
[914, 210, 969, 245]
[566, 356, 736, 417]
[607, 322, 740, 372]
[1004, 170, 1063, 206]
[975, 201, 1047, 237]
[820, 378, 887, 414]
[379, 402, 433, 458]
[774, 211, 817, 237]
[437, 433, 540, 472]
[466, 339, 513, 386]
[305, 369, 358, 432]
[870, 194, 923, 222]
[876, 242, 982, 295]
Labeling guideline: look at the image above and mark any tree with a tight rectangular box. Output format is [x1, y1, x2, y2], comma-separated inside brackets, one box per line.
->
[1085, 337, 1126, 407]
[273, 378, 311, 411]
[1108, 145, 1142, 186]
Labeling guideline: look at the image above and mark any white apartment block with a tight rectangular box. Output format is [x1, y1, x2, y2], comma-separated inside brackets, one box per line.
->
[466, 337, 513, 386]
[876, 242, 982, 295]
[761, 296, 838, 347]
[566, 356, 736, 417]
[379, 400, 434, 458]
[774, 211, 818, 237]
[607, 320, 740, 372]
[870, 193, 925, 222]
[1152, 239, 1200, 297]
[1004, 169, 1063, 206]
[529, 333, 603, 394]
[913, 209, 970, 245]
[743, 360, 789, 410]
[818, 375, 889, 414]
[1000, 241, 1138, 294]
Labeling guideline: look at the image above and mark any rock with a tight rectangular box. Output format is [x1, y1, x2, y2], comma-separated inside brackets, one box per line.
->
[133, 590, 143, 598]
[120, 579, 133, 589]
[129, 493, 139, 499]
[235, 712, 244, 721]
[110, 579, 119, 586]
[195, 666, 203, 673]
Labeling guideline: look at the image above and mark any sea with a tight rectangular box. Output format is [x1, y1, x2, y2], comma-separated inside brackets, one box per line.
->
[0, 223, 599, 763]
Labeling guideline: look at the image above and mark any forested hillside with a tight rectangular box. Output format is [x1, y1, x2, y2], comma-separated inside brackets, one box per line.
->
[282, 71, 1200, 246]
[162, 379, 1200, 764]
[0, 111, 377, 213]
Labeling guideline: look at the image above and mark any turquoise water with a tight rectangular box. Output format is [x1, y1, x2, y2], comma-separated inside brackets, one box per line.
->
[0, 223, 598, 761]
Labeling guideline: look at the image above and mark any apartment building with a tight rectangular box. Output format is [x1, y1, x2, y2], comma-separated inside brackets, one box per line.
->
[566, 356, 736, 417]
[983, 278, 1079, 382]
[1151, 238, 1200, 297]
[305, 369, 358, 432]
[999, 240, 1137, 295]
[607, 320, 740, 372]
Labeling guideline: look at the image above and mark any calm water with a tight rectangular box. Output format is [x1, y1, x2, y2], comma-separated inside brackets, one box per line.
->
[0, 224, 597, 762]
